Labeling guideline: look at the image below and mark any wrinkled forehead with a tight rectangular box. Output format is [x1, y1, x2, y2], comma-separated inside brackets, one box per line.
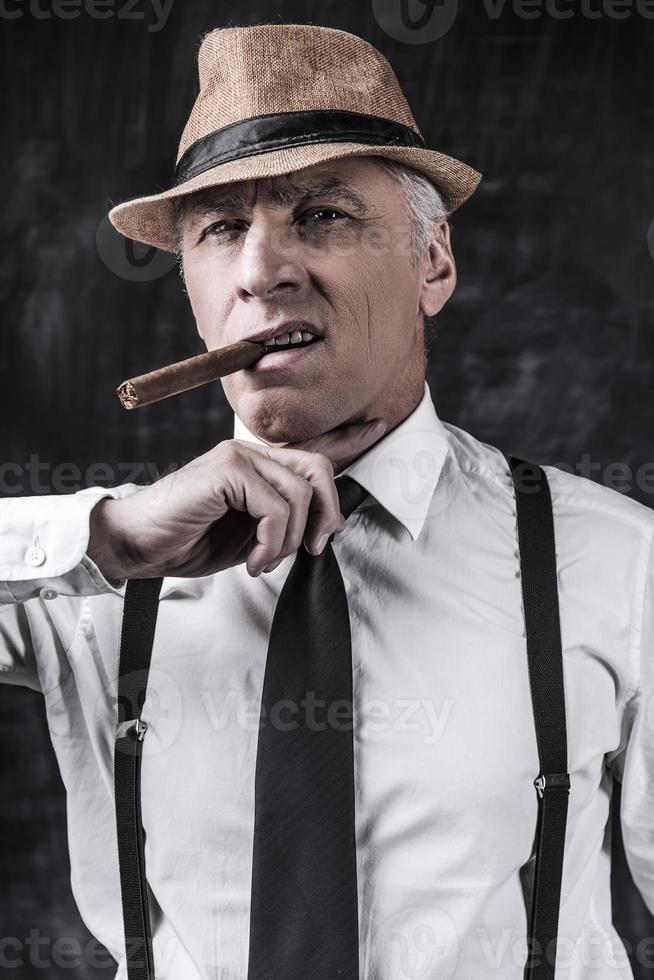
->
[179, 161, 388, 220]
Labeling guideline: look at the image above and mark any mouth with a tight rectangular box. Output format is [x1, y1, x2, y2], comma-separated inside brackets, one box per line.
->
[244, 320, 324, 354]
[243, 320, 325, 371]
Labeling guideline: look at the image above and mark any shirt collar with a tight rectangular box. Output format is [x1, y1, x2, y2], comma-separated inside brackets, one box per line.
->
[232, 382, 450, 541]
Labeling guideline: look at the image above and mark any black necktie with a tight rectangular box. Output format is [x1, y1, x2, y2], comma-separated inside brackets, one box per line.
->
[247, 475, 368, 980]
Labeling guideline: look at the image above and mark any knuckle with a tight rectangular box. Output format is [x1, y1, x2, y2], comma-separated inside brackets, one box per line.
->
[216, 441, 241, 466]
[271, 499, 291, 521]
[293, 478, 313, 504]
[307, 452, 334, 479]
[316, 451, 334, 472]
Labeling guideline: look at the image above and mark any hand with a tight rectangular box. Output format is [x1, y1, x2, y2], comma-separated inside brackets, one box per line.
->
[87, 418, 386, 581]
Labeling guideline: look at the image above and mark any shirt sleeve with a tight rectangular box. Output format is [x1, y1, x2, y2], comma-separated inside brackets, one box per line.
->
[606, 525, 654, 916]
[0, 484, 143, 690]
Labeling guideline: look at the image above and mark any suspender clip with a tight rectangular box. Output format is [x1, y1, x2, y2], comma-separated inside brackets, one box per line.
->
[116, 718, 148, 742]
[134, 718, 148, 741]
[534, 772, 570, 798]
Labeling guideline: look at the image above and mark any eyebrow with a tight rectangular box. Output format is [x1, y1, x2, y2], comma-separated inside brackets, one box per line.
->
[182, 175, 370, 223]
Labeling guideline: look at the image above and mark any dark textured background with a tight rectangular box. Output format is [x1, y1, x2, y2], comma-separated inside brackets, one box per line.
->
[1, 1, 653, 977]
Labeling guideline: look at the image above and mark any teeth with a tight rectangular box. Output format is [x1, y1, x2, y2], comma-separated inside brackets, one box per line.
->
[260, 328, 319, 348]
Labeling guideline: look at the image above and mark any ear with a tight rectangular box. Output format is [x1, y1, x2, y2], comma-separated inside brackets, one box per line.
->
[418, 220, 456, 318]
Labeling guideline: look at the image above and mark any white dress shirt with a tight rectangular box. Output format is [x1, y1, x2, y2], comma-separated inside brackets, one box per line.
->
[1, 382, 653, 980]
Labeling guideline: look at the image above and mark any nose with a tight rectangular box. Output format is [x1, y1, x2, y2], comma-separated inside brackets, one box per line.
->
[236, 218, 306, 301]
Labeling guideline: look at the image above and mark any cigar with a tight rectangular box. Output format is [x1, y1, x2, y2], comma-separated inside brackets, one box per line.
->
[116, 340, 266, 410]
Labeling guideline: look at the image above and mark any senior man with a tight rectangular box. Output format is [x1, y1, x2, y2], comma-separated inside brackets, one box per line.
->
[2, 21, 653, 980]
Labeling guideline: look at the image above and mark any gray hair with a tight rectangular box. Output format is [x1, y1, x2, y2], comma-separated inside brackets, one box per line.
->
[172, 156, 449, 265]
[369, 156, 449, 265]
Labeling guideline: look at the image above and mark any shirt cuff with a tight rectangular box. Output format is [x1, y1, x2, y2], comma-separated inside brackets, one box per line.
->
[0, 484, 143, 602]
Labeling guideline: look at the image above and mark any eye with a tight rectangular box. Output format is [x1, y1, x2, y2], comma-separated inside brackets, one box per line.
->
[296, 207, 349, 229]
[199, 219, 247, 242]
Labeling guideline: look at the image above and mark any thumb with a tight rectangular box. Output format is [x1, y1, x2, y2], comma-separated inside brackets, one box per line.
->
[287, 418, 387, 474]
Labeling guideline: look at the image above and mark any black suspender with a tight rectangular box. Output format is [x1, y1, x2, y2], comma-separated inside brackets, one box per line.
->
[114, 576, 163, 980]
[506, 455, 571, 979]
[112, 456, 570, 980]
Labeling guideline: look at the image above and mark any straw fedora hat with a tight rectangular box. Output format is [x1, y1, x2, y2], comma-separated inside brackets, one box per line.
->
[108, 23, 481, 253]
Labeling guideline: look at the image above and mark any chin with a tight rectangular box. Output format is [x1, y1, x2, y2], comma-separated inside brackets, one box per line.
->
[233, 388, 335, 445]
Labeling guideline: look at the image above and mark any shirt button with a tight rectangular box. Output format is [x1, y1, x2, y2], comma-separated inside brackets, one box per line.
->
[26, 546, 46, 567]
[40, 588, 58, 601]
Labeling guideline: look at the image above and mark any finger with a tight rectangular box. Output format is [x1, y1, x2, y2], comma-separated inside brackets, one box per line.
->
[244, 451, 316, 559]
[288, 417, 387, 474]
[223, 467, 292, 576]
[240, 443, 344, 554]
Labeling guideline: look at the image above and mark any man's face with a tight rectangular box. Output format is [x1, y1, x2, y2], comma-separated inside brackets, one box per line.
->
[180, 157, 454, 443]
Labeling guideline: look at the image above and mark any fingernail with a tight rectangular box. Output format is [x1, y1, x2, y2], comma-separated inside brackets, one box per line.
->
[263, 559, 282, 573]
[332, 517, 346, 537]
[315, 533, 330, 554]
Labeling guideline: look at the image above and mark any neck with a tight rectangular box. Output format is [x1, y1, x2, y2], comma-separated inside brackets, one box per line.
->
[365, 374, 425, 441]
[352, 337, 426, 446]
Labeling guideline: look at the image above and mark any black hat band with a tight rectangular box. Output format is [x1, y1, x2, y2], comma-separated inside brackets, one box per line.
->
[173, 109, 426, 186]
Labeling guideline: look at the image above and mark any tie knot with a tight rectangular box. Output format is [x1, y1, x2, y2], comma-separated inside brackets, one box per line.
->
[335, 475, 368, 522]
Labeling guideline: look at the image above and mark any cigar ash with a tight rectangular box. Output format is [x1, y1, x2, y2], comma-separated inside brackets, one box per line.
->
[116, 381, 139, 409]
